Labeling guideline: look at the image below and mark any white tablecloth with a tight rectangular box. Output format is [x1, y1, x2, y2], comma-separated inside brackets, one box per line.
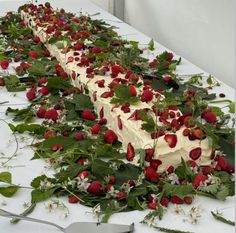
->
[0, 1, 234, 233]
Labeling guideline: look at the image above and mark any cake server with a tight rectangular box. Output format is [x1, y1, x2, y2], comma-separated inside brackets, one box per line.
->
[0, 208, 134, 233]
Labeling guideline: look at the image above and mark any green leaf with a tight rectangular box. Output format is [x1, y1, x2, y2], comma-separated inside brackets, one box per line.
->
[162, 183, 195, 198]
[215, 185, 229, 201]
[31, 175, 55, 189]
[28, 61, 47, 76]
[139, 110, 156, 133]
[209, 106, 224, 116]
[71, 93, 94, 111]
[148, 39, 155, 51]
[175, 158, 194, 182]
[5, 107, 34, 123]
[95, 144, 123, 158]
[46, 76, 72, 93]
[0, 172, 12, 183]
[5, 75, 26, 92]
[0, 186, 19, 197]
[129, 40, 139, 49]
[31, 189, 55, 203]
[228, 102, 235, 113]
[9, 123, 46, 135]
[91, 159, 114, 180]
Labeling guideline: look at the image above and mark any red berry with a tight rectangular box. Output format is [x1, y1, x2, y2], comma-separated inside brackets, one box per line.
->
[87, 181, 102, 195]
[117, 115, 122, 130]
[104, 130, 118, 144]
[0, 60, 9, 69]
[141, 89, 153, 102]
[82, 110, 96, 121]
[148, 202, 158, 209]
[160, 197, 169, 207]
[189, 147, 202, 160]
[171, 195, 183, 204]
[217, 157, 228, 170]
[164, 134, 177, 148]
[202, 166, 214, 175]
[44, 130, 56, 140]
[184, 196, 193, 205]
[111, 65, 121, 74]
[74, 132, 84, 140]
[36, 107, 46, 118]
[145, 148, 155, 162]
[117, 191, 126, 200]
[126, 142, 135, 161]
[78, 170, 89, 178]
[219, 93, 225, 98]
[145, 166, 159, 183]
[45, 109, 59, 122]
[51, 144, 64, 151]
[68, 195, 80, 203]
[108, 176, 116, 184]
[33, 36, 40, 43]
[193, 174, 207, 189]
[150, 159, 162, 170]
[183, 128, 190, 136]
[129, 85, 137, 97]
[91, 124, 101, 134]
[29, 51, 39, 59]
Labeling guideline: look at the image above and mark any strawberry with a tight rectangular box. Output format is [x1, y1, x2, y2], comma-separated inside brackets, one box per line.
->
[117, 115, 122, 130]
[169, 119, 181, 131]
[91, 124, 101, 134]
[33, 36, 40, 43]
[91, 46, 102, 53]
[98, 118, 107, 125]
[104, 130, 118, 144]
[38, 77, 47, 86]
[78, 170, 89, 178]
[126, 142, 135, 161]
[129, 85, 137, 97]
[184, 196, 193, 205]
[38, 86, 49, 96]
[108, 176, 116, 184]
[164, 134, 177, 148]
[29, 51, 39, 59]
[183, 128, 190, 136]
[217, 157, 228, 170]
[74, 132, 84, 140]
[87, 181, 102, 195]
[148, 202, 158, 209]
[141, 89, 153, 102]
[100, 91, 114, 98]
[201, 109, 217, 123]
[160, 197, 169, 207]
[166, 165, 174, 174]
[36, 107, 46, 118]
[145, 166, 159, 183]
[82, 110, 96, 121]
[117, 191, 127, 200]
[44, 130, 56, 140]
[150, 159, 162, 170]
[0, 60, 9, 70]
[95, 79, 105, 88]
[99, 107, 104, 119]
[202, 166, 214, 175]
[171, 195, 183, 204]
[193, 174, 207, 188]
[219, 93, 225, 98]
[189, 147, 202, 160]
[111, 65, 121, 74]
[169, 111, 176, 118]
[192, 127, 204, 139]
[145, 148, 155, 162]
[26, 89, 36, 101]
[45, 108, 59, 122]
[68, 195, 80, 203]
[51, 144, 64, 151]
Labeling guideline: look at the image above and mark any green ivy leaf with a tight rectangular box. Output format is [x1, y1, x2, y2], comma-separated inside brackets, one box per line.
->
[0, 172, 12, 183]
[0, 186, 19, 197]
[162, 183, 195, 198]
[31, 189, 55, 203]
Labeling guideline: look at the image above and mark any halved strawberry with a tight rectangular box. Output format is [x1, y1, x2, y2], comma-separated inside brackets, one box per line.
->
[117, 115, 122, 130]
[126, 142, 135, 161]
[164, 134, 177, 148]
[189, 147, 202, 160]
[129, 85, 137, 97]
[99, 107, 104, 119]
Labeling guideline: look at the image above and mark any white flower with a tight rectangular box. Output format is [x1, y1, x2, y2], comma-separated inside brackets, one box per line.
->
[106, 186, 119, 198]
[168, 173, 180, 184]
[39, 179, 54, 190]
[76, 176, 90, 191]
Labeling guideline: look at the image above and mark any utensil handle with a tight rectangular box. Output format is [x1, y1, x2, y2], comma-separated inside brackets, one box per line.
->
[0, 209, 65, 232]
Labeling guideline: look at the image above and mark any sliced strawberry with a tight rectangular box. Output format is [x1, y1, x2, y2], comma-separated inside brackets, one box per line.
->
[129, 85, 137, 97]
[99, 107, 104, 119]
[192, 127, 204, 139]
[126, 142, 135, 161]
[117, 115, 122, 130]
[164, 134, 177, 148]
[160, 197, 169, 207]
[189, 147, 202, 160]
[145, 148, 155, 162]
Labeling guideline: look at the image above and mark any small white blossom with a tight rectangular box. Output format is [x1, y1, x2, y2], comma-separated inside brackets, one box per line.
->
[76, 176, 90, 191]
[106, 186, 119, 198]
[120, 182, 131, 193]
[39, 179, 54, 190]
[168, 173, 180, 184]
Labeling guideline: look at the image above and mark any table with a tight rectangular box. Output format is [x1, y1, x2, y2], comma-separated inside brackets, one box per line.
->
[0, 1, 235, 233]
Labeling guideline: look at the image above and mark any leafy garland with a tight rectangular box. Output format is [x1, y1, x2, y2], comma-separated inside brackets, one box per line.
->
[0, 2, 235, 231]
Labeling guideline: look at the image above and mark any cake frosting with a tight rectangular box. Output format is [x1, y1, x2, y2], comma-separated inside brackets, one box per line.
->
[20, 6, 213, 172]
